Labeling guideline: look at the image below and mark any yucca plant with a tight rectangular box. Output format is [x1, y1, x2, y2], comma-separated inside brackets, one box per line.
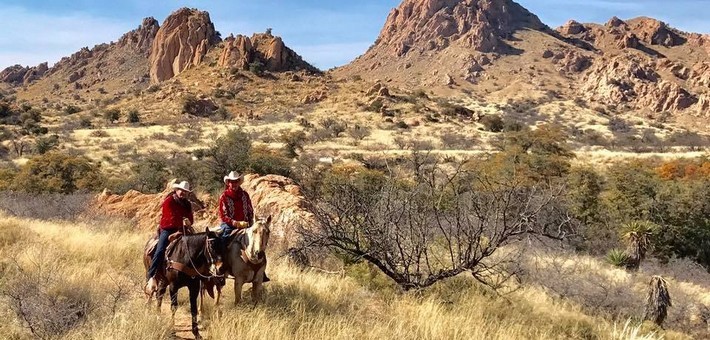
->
[606, 249, 629, 268]
[620, 221, 659, 271]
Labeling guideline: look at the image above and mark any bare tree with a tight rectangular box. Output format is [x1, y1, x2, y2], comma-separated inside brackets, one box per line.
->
[298, 157, 575, 291]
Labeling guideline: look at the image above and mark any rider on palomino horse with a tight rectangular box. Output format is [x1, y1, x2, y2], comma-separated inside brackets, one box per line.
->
[219, 171, 270, 282]
[145, 180, 194, 293]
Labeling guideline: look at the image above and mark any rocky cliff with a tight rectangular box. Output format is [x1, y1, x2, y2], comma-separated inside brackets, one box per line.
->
[149, 8, 220, 83]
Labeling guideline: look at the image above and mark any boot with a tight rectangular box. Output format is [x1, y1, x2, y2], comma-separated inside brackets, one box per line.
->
[263, 273, 271, 283]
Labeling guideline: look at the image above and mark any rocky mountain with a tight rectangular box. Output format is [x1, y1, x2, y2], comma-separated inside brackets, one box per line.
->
[338, 0, 710, 120]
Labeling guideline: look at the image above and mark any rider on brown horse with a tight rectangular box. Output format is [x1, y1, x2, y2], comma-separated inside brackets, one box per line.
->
[145, 180, 194, 293]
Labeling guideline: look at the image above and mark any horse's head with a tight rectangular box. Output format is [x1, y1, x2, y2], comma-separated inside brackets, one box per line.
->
[245, 215, 271, 263]
[204, 228, 226, 275]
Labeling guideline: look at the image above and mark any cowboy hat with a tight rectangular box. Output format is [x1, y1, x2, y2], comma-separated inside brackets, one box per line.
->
[223, 171, 244, 183]
[171, 181, 192, 192]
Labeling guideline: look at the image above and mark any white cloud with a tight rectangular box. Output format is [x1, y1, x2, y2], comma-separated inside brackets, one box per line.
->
[0, 6, 133, 69]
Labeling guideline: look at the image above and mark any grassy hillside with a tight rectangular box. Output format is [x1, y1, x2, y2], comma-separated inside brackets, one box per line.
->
[0, 212, 699, 340]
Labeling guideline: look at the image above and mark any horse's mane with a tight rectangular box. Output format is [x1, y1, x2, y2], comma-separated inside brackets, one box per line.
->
[169, 233, 210, 263]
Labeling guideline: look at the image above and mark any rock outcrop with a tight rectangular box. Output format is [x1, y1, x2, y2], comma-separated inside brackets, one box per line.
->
[582, 55, 698, 112]
[0, 62, 48, 86]
[218, 33, 318, 73]
[149, 8, 220, 83]
[118, 17, 160, 56]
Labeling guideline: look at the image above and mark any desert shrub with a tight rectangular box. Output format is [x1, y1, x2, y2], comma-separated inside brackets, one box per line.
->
[481, 115, 504, 132]
[213, 87, 235, 99]
[320, 118, 347, 136]
[129, 155, 170, 193]
[608, 116, 631, 133]
[347, 125, 371, 142]
[366, 98, 384, 112]
[11, 152, 105, 194]
[165, 155, 215, 193]
[103, 108, 120, 123]
[0, 192, 93, 220]
[2, 262, 92, 339]
[440, 130, 477, 150]
[145, 84, 160, 93]
[34, 134, 59, 155]
[666, 130, 708, 151]
[182, 94, 217, 117]
[395, 121, 409, 129]
[90, 129, 109, 138]
[203, 129, 252, 182]
[606, 249, 629, 267]
[439, 101, 475, 118]
[249, 60, 265, 75]
[247, 145, 292, 177]
[300, 156, 575, 291]
[63, 104, 81, 115]
[279, 130, 307, 158]
[127, 109, 140, 123]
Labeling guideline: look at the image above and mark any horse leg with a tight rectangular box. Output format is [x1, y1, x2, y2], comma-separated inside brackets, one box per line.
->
[156, 284, 167, 312]
[215, 282, 223, 318]
[169, 284, 179, 321]
[189, 280, 202, 340]
[251, 281, 263, 304]
[234, 278, 244, 306]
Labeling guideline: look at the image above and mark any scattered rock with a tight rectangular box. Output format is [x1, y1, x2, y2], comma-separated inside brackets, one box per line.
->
[302, 90, 327, 104]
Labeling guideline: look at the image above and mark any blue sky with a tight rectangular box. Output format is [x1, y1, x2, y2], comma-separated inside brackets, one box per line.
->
[1, 0, 708, 71]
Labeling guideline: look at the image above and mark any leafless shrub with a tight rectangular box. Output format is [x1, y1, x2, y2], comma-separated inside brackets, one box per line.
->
[440, 130, 478, 149]
[298, 157, 574, 291]
[1, 258, 92, 339]
[0, 192, 93, 220]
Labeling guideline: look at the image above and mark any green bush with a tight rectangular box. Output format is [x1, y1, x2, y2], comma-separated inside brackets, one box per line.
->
[248, 146, 292, 177]
[249, 61, 265, 75]
[206, 129, 252, 180]
[63, 105, 81, 115]
[34, 135, 60, 155]
[127, 110, 140, 123]
[103, 108, 120, 123]
[481, 115, 504, 132]
[130, 155, 170, 193]
[279, 130, 307, 158]
[606, 249, 629, 267]
[11, 152, 105, 193]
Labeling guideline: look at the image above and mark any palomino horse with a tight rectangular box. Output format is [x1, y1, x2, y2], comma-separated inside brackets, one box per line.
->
[207, 216, 271, 307]
[143, 228, 225, 340]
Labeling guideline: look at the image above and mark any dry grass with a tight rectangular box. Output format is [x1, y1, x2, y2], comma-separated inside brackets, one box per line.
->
[0, 213, 695, 339]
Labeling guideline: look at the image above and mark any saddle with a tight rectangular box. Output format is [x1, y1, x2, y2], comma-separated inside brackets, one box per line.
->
[144, 232, 185, 258]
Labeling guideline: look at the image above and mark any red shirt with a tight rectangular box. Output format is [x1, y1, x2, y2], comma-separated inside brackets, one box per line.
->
[159, 193, 194, 230]
[219, 188, 253, 227]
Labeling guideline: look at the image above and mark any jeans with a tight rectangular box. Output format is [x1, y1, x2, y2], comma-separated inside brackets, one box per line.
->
[147, 228, 177, 279]
[220, 222, 233, 239]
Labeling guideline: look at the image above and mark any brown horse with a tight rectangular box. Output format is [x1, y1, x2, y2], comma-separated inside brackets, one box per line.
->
[206, 216, 271, 308]
[143, 228, 225, 340]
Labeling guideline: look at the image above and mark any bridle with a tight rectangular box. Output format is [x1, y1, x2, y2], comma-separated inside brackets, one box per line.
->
[171, 226, 223, 280]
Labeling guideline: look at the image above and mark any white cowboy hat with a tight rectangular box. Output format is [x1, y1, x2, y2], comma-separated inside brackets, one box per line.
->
[223, 171, 244, 183]
[171, 181, 192, 192]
